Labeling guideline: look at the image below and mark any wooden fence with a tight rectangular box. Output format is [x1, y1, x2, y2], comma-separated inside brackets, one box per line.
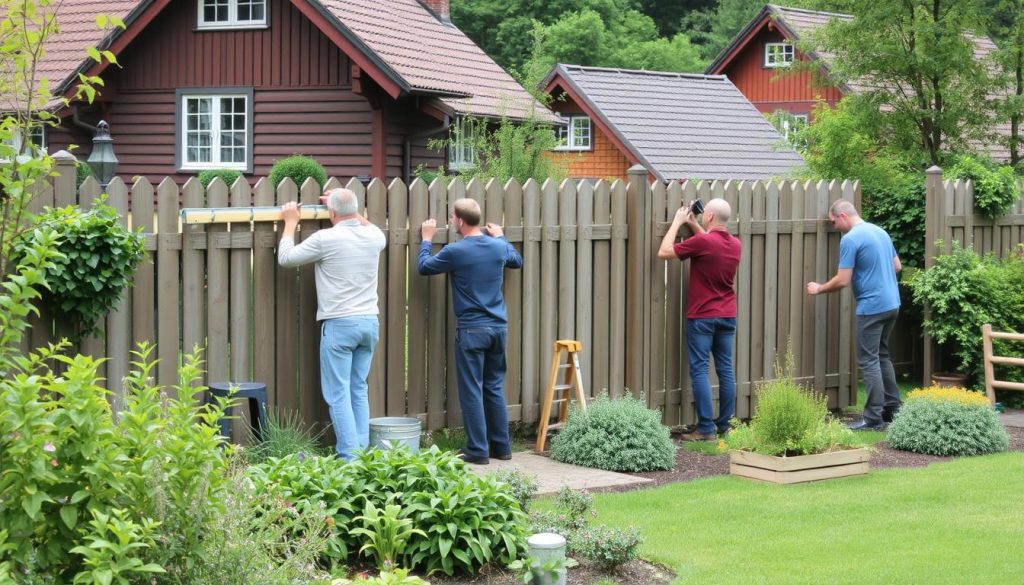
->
[923, 166, 1024, 382]
[22, 153, 863, 434]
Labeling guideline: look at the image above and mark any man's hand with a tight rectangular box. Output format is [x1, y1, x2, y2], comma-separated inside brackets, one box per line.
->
[282, 201, 300, 226]
[421, 218, 437, 242]
[484, 222, 504, 238]
[806, 282, 822, 295]
[674, 204, 693, 226]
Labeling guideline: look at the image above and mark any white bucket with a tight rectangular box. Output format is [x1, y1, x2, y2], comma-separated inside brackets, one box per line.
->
[368, 417, 422, 453]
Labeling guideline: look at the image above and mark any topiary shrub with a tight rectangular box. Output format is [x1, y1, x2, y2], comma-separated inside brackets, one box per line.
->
[198, 168, 243, 190]
[887, 386, 1009, 456]
[268, 154, 327, 190]
[75, 159, 93, 189]
[550, 394, 676, 472]
[11, 202, 146, 343]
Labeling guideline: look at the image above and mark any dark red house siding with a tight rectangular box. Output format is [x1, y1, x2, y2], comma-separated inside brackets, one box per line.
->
[51, 0, 444, 184]
[720, 28, 843, 118]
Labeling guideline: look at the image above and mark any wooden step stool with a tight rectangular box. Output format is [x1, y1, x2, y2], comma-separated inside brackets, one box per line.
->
[535, 339, 587, 453]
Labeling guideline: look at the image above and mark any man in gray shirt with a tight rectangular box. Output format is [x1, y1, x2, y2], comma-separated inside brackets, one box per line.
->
[278, 188, 386, 460]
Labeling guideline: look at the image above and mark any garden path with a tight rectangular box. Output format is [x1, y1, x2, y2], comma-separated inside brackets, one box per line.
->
[466, 452, 651, 495]
[999, 409, 1024, 427]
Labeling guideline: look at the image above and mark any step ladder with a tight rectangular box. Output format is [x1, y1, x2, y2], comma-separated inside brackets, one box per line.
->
[535, 340, 588, 453]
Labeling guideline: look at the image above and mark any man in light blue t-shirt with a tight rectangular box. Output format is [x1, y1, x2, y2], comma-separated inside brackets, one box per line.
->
[807, 199, 902, 430]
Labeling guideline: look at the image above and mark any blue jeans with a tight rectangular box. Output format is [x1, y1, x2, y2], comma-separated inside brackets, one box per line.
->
[687, 318, 737, 434]
[320, 316, 379, 460]
[454, 327, 511, 458]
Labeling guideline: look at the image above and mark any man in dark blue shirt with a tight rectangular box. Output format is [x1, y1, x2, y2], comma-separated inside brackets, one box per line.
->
[418, 198, 523, 464]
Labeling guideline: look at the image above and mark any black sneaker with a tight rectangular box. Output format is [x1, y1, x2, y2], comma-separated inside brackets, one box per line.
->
[847, 419, 886, 431]
[491, 452, 513, 461]
[882, 406, 900, 423]
[455, 449, 489, 465]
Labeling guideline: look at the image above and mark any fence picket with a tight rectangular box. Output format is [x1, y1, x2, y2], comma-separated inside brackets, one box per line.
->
[252, 178, 276, 410]
[500, 178, 524, 420]
[386, 179, 409, 416]
[156, 178, 181, 392]
[407, 179, 429, 420]
[521, 180, 542, 421]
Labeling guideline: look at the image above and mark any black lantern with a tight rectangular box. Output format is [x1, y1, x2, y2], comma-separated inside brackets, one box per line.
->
[87, 120, 118, 189]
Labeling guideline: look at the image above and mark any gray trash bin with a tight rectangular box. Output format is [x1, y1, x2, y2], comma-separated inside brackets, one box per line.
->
[368, 417, 422, 453]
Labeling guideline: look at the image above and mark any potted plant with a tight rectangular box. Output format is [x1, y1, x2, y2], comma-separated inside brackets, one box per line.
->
[723, 361, 869, 484]
[906, 242, 1024, 387]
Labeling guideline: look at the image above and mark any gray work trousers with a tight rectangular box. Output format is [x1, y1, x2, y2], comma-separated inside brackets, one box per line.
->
[855, 309, 901, 424]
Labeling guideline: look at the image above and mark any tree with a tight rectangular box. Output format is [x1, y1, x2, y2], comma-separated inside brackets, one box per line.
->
[521, 7, 705, 80]
[812, 0, 992, 166]
[988, 0, 1024, 166]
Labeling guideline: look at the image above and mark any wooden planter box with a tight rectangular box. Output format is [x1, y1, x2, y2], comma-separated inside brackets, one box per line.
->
[729, 448, 870, 484]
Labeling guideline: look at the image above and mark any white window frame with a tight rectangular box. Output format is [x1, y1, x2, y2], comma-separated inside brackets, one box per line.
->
[764, 42, 794, 68]
[448, 118, 477, 171]
[197, 0, 268, 30]
[781, 113, 808, 139]
[176, 89, 253, 172]
[555, 115, 592, 151]
[1, 124, 47, 161]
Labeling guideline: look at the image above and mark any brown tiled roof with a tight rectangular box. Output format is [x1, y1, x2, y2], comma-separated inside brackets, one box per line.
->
[30, 0, 551, 121]
[319, 0, 553, 121]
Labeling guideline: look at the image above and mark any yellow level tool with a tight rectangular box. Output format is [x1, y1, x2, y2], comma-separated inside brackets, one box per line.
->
[180, 205, 330, 224]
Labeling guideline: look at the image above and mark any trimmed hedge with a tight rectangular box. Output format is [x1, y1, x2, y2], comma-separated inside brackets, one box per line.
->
[887, 386, 1009, 456]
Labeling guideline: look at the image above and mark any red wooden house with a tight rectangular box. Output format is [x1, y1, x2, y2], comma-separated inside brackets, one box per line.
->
[36, 0, 551, 184]
[707, 4, 1010, 160]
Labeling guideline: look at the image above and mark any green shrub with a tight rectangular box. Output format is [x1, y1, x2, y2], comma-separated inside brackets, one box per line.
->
[11, 203, 145, 343]
[249, 446, 528, 576]
[946, 155, 1021, 220]
[550, 394, 676, 472]
[243, 407, 327, 465]
[198, 168, 243, 189]
[75, 159, 93, 189]
[907, 243, 1024, 384]
[725, 356, 860, 456]
[887, 386, 1009, 456]
[862, 174, 926, 269]
[269, 154, 328, 190]
[572, 525, 642, 572]
[331, 569, 429, 585]
[491, 470, 538, 513]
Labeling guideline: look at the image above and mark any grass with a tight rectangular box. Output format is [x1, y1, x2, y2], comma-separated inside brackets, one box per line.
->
[583, 453, 1024, 584]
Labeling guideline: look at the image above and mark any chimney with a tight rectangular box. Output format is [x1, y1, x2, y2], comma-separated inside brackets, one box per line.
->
[421, 0, 450, 23]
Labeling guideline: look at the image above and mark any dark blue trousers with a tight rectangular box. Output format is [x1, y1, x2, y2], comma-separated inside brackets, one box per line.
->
[454, 327, 511, 458]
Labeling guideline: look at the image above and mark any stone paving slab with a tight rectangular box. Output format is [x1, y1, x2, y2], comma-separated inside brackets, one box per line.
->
[1000, 409, 1024, 428]
[467, 452, 651, 495]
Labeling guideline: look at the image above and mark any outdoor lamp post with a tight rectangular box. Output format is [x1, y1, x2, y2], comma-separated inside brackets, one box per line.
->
[87, 120, 118, 189]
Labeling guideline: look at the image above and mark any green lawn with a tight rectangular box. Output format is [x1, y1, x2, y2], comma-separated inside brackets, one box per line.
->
[587, 453, 1024, 584]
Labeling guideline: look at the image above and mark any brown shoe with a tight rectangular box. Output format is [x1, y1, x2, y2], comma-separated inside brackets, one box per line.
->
[680, 430, 717, 442]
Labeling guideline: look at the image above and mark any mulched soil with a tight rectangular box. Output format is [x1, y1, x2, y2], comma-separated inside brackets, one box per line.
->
[429, 423, 1024, 585]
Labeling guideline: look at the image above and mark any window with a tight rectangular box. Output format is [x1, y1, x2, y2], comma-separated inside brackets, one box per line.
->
[780, 113, 808, 139]
[555, 116, 592, 151]
[198, 0, 267, 29]
[764, 42, 794, 68]
[448, 118, 476, 171]
[176, 89, 253, 172]
[1, 124, 46, 161]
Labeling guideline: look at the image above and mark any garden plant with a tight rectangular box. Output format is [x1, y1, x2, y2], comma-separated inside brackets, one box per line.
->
[269, 154, 328, 190]
[887, 386, 1010, 456]
[550, 393, 676, 472]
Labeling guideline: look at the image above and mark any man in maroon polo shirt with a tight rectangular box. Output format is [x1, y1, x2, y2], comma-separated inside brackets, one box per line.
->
[658, 198, 742, 441]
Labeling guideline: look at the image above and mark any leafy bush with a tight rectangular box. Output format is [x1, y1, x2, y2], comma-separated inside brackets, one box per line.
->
[198, 168, 243, 189]
[861, 174, 926, 269]
[0, 339, 234, 584]
[75, 159, 93, 189]
[243, 407, 327, 465]
[550, 393, 676, 472]
[249, 446, 528, 576]
[907, 243, 1024, 384]
[492, 470, 538, 513]
[946, 155, 1020, 220]
[572, 525, 642, 572]
[269, 154, 328, 190]
[724, 359, 860, 456]
[887, 386, 1009, 456]
[10, 203, 145, 343]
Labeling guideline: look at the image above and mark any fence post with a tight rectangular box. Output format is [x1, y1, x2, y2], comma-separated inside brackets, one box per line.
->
[923, 165, 945, 385]
[625, 165, 651, 399]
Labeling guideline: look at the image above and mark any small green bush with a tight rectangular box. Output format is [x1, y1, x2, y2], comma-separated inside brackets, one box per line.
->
[198, 168, 243, 189]
[887, 386, 1009, 456]
[269, 154, 328, 190]
[75, 159, 93, 189]
[11, 203, 146, 343]
[572, 525, 643, 572]
[249, 446, 528, 576]
[550, 394, 676, 472]
[946, 155, 1021, 220]
[492, 470, 538, 513]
